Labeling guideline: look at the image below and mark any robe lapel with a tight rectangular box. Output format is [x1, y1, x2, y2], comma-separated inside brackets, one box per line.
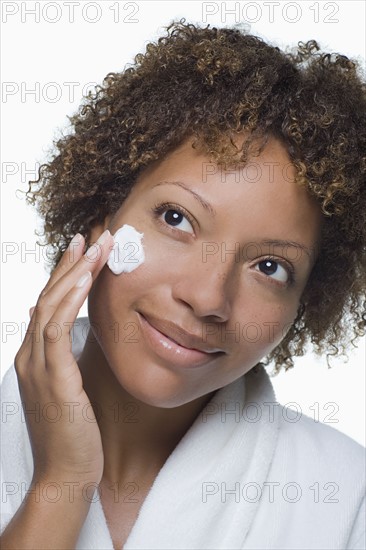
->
[122, 365, 280, 549]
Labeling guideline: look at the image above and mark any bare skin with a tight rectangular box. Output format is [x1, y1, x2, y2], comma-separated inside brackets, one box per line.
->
[5, 135, 323, 549]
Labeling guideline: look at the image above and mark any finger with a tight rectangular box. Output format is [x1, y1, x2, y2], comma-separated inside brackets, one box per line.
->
[15, 306, 40, 368]
[18, 234, 85, 355]
[30, 231, 113, 368]
[42, 233, 86, 296]
[22, 231, 107, 352]
[15, 231, 106, 371]
[41, 230, 114, 307]
[43, 271, 93, 375]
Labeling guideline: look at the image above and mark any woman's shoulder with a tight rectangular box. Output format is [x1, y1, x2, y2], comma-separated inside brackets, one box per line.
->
[279, 401, 364, 455]
[253, 366, 365, 471]
[275, 400, 365, 482]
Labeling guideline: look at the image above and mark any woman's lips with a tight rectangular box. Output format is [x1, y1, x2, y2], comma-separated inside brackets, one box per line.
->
[137, 312, 224, 368]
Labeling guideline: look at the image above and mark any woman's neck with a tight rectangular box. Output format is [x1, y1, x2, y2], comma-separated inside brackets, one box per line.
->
[77, 331, 216, 484]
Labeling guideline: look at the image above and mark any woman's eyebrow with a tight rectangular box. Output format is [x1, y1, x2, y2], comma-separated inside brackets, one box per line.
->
[258, 239, 312, 260]
[153, 180, 217, 218]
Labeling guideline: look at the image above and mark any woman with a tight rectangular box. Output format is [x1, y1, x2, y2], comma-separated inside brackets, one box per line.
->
[1, 20, 365, 550]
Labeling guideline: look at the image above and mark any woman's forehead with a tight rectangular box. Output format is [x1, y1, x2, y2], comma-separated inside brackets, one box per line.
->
[136, 134, 300, 196]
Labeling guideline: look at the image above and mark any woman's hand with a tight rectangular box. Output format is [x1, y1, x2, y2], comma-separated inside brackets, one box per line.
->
[14, 229, 114, 488]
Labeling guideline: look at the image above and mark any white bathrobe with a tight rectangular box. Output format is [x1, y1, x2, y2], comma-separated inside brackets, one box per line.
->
[1, 316, 365, 549]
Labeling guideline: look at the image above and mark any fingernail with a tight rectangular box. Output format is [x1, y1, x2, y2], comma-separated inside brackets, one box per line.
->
[84, 230, 110, 260]
[29, 306, 35, 318]
[96, 230, 110, 246]
[76, 271, 92, 288]
[69, 233, 82, 247]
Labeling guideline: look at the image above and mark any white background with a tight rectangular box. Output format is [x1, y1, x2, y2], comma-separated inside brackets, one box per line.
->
[1, 1, 365, 445]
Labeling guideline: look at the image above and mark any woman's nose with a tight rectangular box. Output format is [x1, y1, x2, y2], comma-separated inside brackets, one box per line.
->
[171, 251, 239, 321]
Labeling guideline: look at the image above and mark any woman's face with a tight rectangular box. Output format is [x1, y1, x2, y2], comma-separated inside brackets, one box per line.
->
[88, 136, 322, 407]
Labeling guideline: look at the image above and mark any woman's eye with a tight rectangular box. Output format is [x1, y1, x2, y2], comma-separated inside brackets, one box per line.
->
[254, 258, 293, 286]
[153, 203, 195, 235]
[162, 209, 194, 233]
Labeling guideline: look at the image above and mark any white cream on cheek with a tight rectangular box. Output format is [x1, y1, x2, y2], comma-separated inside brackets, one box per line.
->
[107, 224, 145, 275]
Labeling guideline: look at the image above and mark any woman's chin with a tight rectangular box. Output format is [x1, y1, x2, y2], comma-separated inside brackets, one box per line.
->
[109, 363, 213, 409]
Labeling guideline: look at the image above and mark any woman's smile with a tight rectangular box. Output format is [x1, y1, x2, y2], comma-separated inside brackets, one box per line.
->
[137, 311, 226, 369]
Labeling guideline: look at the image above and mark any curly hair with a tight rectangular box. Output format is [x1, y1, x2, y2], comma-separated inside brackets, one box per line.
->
[25, 19, 366, 374]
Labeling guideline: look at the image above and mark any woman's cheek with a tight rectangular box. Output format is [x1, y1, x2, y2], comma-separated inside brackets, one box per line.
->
[228, 302, 296, 360]
[258, 304, 298, 354]
[88, 229, 161, 320]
